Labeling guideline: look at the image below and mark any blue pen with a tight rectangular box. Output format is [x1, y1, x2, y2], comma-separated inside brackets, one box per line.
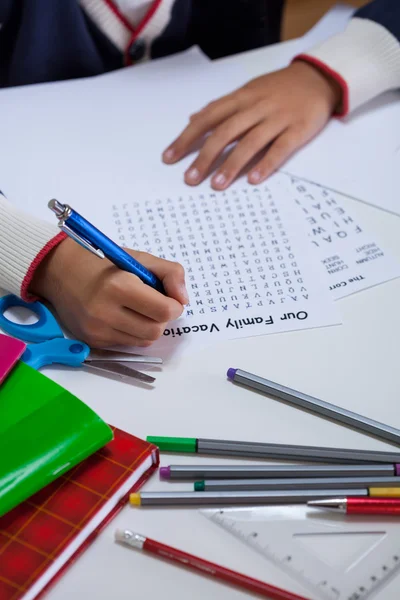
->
[48, 199, 165, 295]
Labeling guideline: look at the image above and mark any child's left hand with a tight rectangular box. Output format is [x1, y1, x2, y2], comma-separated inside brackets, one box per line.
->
[162, 61, 342, 189]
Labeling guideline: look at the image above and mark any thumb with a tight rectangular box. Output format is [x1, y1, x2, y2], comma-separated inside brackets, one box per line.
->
[125, 250, 189, 305]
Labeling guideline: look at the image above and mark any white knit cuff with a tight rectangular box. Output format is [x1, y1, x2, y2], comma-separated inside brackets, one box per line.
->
[0, 196, 65, 299]
[296, 17, 400, 115]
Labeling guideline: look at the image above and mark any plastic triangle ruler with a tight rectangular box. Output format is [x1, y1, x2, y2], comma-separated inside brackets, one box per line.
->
[201, 505, 400, 600]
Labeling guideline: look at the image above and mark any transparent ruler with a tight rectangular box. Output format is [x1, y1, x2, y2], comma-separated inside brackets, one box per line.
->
[202, 505, 400, 600]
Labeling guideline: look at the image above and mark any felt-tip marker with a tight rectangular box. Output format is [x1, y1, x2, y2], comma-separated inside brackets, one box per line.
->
[147, 436, 400, 464]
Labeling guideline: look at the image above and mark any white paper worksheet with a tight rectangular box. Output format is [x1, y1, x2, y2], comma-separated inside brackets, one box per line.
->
[277, 174, 400, 299]
[108, 175, 340, 353]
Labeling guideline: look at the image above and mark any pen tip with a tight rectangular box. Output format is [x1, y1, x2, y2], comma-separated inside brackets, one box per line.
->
[308, 499, 343, 509]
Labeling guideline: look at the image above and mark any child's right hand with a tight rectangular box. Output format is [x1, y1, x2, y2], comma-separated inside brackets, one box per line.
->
[30, 238, 188, 348]
[163, 61, 342, 189]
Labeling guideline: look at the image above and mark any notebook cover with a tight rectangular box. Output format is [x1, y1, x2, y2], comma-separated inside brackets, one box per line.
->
[0, 427, 159, 600]
[0, 334, 26, 385]
[0, 361, 113, 517]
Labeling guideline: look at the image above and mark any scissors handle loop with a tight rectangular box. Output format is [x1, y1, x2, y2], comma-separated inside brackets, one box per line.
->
[0, 295, 63, 342]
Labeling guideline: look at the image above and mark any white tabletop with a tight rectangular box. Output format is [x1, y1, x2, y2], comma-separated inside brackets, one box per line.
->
[29, 39, 400, 600]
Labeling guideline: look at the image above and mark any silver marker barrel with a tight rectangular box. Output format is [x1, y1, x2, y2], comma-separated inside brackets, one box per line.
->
[196, 439, 400, 464]
[161, 464, 395, 480]
[195, 476, 400, 492]
[227, 368, 400, 447]
[130, 488, 369, 507]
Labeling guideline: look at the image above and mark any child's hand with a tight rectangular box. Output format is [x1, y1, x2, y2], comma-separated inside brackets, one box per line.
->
[163, 61, 342, 189]
[30, 238, 188, 348]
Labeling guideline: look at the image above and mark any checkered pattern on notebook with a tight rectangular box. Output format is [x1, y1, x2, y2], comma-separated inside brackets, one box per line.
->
[0, 427, 157, 600]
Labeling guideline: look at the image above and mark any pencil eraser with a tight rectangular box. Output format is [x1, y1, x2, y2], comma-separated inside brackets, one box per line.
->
[227, 368, 237, 381]
[159, 466, 170, 480]
[115, 529, 126, 543]
[395, 464, 400, 476]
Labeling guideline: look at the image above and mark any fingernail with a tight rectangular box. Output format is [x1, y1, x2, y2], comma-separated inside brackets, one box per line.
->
[249, 170, 262, 184]
[185, 167, 200, 183]
[212, 172, 227, 187]
[180, 284, 189, 304]
[163, 148, 175, 162]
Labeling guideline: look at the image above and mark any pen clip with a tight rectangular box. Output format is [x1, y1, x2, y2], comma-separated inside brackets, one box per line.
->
[60, 223, 105, 259]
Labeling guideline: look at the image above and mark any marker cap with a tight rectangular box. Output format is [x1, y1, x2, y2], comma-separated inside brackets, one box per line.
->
[194, 481, 205, 491]
[129, 493, 142, 506]
[369, 487, 400, 497]
[227, 368, 237, 381]
[159, 466, 170, 479]
[147, 436, 197, 453]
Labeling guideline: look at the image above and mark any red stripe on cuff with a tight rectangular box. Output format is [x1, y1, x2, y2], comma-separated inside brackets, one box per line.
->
[20, 232, 67, 302]
[293, 53, 349, 117]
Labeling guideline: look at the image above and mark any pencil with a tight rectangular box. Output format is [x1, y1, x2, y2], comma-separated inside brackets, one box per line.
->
[115, 529, 311, 600]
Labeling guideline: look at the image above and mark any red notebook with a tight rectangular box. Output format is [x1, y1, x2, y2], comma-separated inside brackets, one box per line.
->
[0, 427, 158, 600]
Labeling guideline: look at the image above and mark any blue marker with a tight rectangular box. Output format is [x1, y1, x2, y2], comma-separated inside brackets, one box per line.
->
[48, 199, 165, 295]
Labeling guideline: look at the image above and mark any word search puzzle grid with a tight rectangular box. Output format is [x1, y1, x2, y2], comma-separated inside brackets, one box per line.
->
[110, 177, 339, 349]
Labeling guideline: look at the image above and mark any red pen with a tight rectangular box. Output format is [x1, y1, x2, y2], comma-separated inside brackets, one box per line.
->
[115, 529, 310, 600]
[309, 497, 400, 515]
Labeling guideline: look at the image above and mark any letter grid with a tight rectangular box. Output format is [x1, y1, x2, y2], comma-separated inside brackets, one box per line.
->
[111, 186, 309, 319]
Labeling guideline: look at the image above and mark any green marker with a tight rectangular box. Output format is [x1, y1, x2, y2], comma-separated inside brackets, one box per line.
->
[146, 436, 400, 464]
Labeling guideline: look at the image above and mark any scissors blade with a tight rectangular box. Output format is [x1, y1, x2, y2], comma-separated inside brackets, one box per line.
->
[87, 349, 162, 364]
[85, 360, 155, 384]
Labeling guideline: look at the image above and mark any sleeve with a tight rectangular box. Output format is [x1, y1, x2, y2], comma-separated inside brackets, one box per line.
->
[189, 0, 284, 59]
[0, 194, 66, 300]
[0, 0, 13, 22]
[294, 0, 400, 115]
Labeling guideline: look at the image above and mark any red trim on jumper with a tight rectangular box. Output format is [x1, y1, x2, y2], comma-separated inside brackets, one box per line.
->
[293, 53, 350, 117]
[103, 0, 135, 32]
[125, 0, 162, 65]
[20, 232, 67, 301]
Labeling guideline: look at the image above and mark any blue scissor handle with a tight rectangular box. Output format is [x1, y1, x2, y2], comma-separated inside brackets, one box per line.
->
[0, 294, 63, 343]
[21, 338, 90, 370]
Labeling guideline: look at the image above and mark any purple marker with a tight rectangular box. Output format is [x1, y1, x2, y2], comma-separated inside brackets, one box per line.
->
[227, 368, 400, 448]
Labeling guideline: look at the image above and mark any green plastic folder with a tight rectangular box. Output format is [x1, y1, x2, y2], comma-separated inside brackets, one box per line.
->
[0, 361, 112, 517]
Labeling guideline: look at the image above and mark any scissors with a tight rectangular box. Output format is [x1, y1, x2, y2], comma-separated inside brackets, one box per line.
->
[0, 295, 162, 384]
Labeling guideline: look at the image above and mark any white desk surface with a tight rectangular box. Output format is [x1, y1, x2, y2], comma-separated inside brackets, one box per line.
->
[18, 40, 400, 600]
